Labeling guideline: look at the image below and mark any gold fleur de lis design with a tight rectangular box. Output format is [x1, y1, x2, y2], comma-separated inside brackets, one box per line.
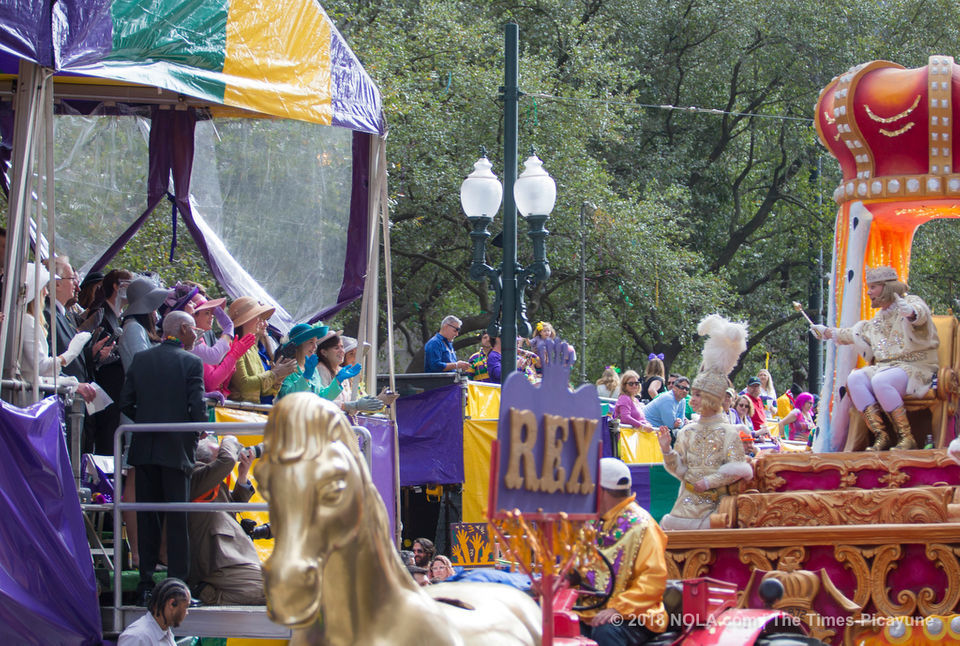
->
[823, 110, 836, 125]
[864, 95, 921, 123]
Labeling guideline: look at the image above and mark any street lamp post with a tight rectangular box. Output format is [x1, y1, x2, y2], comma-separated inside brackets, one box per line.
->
[461, 24, 556, 378]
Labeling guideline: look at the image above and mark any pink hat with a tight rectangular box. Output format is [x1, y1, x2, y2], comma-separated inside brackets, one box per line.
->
[193, 297, 226, 313]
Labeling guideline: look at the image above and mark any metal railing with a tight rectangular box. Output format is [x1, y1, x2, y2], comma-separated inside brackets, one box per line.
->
[107, 418, 376, 633]
[111, 421, 267, 633]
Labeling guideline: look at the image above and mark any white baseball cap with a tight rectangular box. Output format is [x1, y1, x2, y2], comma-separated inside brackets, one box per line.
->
[599, 457, 632, 491]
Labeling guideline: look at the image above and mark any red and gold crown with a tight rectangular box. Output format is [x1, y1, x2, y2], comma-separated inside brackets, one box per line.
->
[815, 55, 960, 204]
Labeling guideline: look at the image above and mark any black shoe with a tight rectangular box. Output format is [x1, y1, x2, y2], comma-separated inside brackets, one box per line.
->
[135, 587, 153, 607]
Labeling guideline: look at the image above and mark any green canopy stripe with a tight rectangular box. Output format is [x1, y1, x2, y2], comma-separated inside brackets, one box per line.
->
[108, 0, 229, 101]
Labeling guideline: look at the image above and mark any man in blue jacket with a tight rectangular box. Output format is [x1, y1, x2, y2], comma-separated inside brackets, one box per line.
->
[423, 315, 471, 373]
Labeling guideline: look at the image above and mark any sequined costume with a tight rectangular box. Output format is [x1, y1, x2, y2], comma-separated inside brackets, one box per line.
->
[835, 294, 939, 398]
[660, 413, 752, 530]
[577, 495, 668, 633]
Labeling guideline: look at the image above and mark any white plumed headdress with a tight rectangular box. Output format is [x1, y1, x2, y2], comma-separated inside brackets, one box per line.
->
[692, 314, 748, 397]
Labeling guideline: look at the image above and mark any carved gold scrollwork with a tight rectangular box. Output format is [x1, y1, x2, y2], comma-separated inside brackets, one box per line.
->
[665, 551, 683, 580]
[738, 547, 777, 571]
[775, 546, 806, 572]
[916, 544, 960, 616]
[878, 469, 910, 488]
[680, 548, 714, 579]
[870, 544, 917, 617]
[751, 450, 959, 494]
[834, 544, 872, 609]
[838, 471, 858, 488]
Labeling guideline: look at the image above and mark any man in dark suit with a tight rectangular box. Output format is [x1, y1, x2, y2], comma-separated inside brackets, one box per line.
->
[45, 257, 111, 451]
[188, 434, 265, 605]
[120, 310, 206, 603]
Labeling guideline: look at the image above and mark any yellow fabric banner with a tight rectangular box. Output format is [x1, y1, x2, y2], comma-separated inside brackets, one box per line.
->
[466, 381, 501, 420]
[618, 426, 664, 463]
[212, 407, 272, 562]
[462, 419, 498, 523]
[222, 0, 333, 125]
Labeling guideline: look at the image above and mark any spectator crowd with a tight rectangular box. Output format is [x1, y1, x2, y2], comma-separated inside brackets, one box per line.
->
[7, 249, 399, 611]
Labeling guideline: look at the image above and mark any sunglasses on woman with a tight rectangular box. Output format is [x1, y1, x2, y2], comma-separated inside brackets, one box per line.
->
[625, 381, 640, 386]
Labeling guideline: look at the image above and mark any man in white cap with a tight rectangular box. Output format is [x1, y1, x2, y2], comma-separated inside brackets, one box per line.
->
[576, 457, 668, 646]
[812, 266, 938, 450]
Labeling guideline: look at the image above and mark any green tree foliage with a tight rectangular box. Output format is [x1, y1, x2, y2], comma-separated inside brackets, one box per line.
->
[327, 0, 960, 386]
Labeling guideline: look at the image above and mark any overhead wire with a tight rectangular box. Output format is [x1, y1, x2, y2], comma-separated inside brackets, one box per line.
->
[523, 91, 815, 124]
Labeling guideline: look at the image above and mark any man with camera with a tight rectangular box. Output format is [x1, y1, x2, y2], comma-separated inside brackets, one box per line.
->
[187, 433, 265, 605]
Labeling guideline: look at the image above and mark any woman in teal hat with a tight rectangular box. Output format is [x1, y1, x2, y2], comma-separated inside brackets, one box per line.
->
[276, 323, 348, 400]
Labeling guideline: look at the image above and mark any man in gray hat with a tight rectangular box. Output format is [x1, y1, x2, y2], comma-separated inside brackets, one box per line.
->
[812, 266, 939, 450]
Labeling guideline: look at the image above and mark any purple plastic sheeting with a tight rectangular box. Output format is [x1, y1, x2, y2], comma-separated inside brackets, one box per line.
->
[493, 340, 601, 516]
[329, 27, 386, 136]
[0, 0, 51, 66]
[0, 396, 100, 645]
[52, 0, 112, 69]
[396, 384, 464, 486]
[355, 414, 397, 540]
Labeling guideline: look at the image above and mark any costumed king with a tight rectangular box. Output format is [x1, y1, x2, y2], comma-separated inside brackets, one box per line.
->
[576, 457, 668, 646]
[658, 314, 753, 530]
[811, 266, 938, 451]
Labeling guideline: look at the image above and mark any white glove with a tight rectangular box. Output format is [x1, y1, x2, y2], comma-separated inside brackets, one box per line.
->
[894, 294, 915, 319]
[60, 331, 92, 365]
[809, 324, 829, 340]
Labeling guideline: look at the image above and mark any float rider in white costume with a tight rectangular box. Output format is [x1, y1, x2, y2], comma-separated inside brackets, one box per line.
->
[811, 266, 938, 451]
[658, 315, 754, 530]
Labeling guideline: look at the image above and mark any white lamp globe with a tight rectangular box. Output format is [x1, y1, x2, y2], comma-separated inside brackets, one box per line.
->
[460, 156, 503, 219]
[514, 153, 556, 217]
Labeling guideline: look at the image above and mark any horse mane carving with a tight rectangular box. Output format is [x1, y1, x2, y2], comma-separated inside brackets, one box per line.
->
[256, 392, 541, 646]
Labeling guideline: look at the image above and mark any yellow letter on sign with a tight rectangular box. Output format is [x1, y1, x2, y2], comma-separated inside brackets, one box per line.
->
[540, 414, 568, 494]
[566, 417, 596, 495]
[504, 408, 541, 492]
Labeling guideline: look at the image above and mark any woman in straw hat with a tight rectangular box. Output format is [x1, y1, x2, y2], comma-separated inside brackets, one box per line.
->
[227, 297, 296, 403]
[657, 314, 754, 530]
[190, 296, 257, 400]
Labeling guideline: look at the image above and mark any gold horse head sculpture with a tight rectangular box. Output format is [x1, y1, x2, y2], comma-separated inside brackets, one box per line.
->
[256, 393, 542, 646]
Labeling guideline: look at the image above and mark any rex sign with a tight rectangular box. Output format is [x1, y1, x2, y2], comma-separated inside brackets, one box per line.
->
[488, 340, 601, 520]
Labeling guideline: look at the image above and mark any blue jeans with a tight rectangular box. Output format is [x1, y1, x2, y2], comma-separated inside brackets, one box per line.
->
[581, 620, 657, 646]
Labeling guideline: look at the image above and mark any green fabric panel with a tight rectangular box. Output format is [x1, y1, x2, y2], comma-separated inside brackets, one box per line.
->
[648, 464, 680, 523]
[108, 0, 228, 101]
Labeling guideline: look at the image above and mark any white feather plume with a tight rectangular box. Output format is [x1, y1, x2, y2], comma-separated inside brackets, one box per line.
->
[697, 314, 748, 377]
